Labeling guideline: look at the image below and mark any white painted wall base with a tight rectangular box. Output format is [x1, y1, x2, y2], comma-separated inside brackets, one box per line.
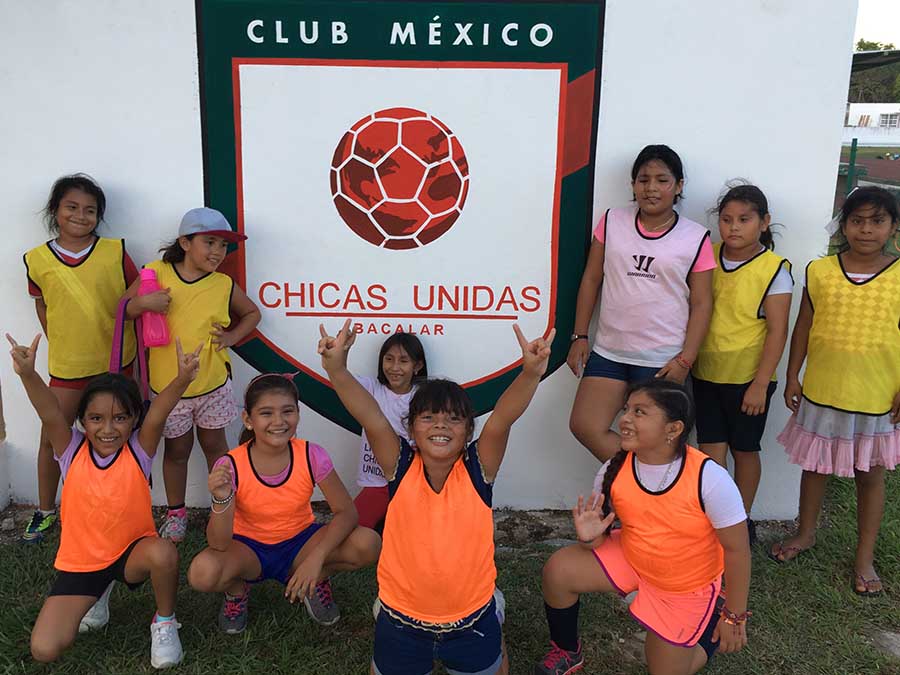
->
[0, 0, 857, 519]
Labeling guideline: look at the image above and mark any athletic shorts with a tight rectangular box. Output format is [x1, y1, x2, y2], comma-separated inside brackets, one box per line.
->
[593, 530, 721, 655]
[372, 596, 503, 675]
[692, 378, 777, 452]
[50, 363, 134, 390]
[583, 351, 660, 384]
[49, 537, 147, 597]
[233, 522, 323, 585]
[162, 379, 238, 439]
[354, 485, 390, 532]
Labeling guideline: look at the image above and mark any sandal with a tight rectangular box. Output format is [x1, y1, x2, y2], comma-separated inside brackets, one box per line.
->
[767, 540, 812, 564]
[852, 573, 884, 597]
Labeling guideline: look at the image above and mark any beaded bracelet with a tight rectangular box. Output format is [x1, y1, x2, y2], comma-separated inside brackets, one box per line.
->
[211, 490, 234, 505]
[674, 354, 692, 370]
[720, 607, 752, 625]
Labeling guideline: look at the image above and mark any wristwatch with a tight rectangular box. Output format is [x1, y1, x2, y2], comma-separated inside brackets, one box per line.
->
[570, 333, 589, 342]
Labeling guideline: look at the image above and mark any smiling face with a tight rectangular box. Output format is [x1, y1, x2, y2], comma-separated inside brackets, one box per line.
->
[619, 390, 683, 456]
[410, 408, 470, 462]
[243, 391, 300, 448]
[180, 234, 229, 275]
[55, 188, 99, 243]
[81, 392, 137, 457]
[842, 204, 897, 256]
[632, 159, 683, 218]
[718, 199, 770, 258]
[381, 345, 422, 394]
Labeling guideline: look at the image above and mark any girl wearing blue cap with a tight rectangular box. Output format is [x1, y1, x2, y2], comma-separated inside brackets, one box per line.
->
[124, 207, 261, 543]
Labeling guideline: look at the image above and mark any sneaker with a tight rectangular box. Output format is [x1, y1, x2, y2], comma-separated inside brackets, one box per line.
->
[534, 641, 584, 675]
[149, 618, 184, 669]
[303, 578, 340, 626]
[79, 582, 114, 633]
[159, 511, 187, 543]
[21, 509, 57, 543]
[218, 590, 249, 634]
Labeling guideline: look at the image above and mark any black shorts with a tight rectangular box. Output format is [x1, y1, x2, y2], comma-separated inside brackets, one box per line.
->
[49, 537, 147, 597]
[692, 378, 777, 452]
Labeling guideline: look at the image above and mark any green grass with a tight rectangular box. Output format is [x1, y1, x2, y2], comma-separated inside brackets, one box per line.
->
[1, 473, 899, 674]
[840, 146, 900, 160]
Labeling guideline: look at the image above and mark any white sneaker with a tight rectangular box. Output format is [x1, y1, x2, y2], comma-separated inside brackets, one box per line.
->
[149, 618, 184, 669]
[79, 582, 114, 633]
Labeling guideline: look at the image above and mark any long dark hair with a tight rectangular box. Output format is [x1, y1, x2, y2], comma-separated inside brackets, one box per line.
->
[159, 235, 193, 264]
[832, 186, 900, 253]
[631, 144, 685, 203]
[238, 374, 300, 445]
[377, 333, 428, 386]
[406, 378, 475, 443]
[715, 183, 776, 250]
[601, 379, 695, 516]
[43, 174, 106, 234]
[76, 373, 144, 429]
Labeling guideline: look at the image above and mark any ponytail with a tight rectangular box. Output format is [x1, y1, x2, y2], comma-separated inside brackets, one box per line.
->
[601, 449, 629, 518]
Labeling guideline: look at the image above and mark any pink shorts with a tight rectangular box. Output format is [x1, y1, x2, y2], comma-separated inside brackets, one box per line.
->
[593, 530, 721, 648]
[163, 380, 238, 439]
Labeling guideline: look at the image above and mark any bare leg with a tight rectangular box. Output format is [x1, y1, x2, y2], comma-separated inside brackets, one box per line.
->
[30, 595, 97, 662]
[644, 632, 708, 675]
[290, 526, 382, 580]
[188, 540, 262, 597]
[731, 451, 762, 514]
[771, 470, 827, 561]
[162, 428, 194, 507]
[36, 387, 81, 511]
[853, 466, 885, 593]
[123, 537, 180, 617]
[197, 426, 230, 472]
[698, 442, 728, 467]
[569, 377, 629, 461]
[542, 544, 618, 608]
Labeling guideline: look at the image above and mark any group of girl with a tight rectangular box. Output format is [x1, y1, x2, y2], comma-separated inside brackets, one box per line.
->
[7, 153, 899, 674]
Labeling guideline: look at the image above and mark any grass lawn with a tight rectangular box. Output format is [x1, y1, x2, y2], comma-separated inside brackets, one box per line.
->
[1, 472, 898, 674]
[840, 146, 900, 160]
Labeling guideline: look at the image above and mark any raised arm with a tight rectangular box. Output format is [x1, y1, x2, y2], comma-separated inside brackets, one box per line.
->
[138, 338, 201, 456]
[478, 324, 555, 481]
[7, 334, 71, 456]
[784, 287, 813, 412]
[567, 239, 605, 376]
[319, 320, 401, 479]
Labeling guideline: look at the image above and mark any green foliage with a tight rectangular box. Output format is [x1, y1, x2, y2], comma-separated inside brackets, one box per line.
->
[856, 39, 896, 51]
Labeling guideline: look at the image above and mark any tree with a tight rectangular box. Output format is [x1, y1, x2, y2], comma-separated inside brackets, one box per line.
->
[894, 73, 900, 103]
[857, 39, 896, 51]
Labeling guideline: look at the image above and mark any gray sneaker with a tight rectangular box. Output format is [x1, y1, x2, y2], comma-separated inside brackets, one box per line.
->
[218, 591, 249, 634]
[303, 578, 340, 626]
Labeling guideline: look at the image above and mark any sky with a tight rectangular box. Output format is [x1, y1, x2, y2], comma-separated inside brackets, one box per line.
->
[854, 0, 900, 48]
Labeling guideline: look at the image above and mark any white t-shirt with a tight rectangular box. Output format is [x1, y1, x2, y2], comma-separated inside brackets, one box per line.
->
[721, 251, 793, 318]
[355, 374, 415, 488]
[592, 455, 747, 530]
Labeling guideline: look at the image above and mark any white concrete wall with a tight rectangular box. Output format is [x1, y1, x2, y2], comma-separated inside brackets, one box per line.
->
[842, 126, 900, 146]
[0, 0, 857, 518]
[846, 102, 900, 126]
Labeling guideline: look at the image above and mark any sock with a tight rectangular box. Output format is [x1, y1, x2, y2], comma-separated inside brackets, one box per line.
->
[545, 600, 580, 652]
[166, 504, 186, 515]
[38, 508, 56, 517]
[153, 613, 175, 623]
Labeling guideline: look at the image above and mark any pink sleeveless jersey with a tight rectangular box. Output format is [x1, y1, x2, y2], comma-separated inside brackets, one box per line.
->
[594, 207, 710, 367]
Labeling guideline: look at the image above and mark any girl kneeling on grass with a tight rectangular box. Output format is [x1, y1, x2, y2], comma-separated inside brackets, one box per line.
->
[535, 380, 750, 675]
[9, 334, 201, 669]
[187, 373, 381, 634]
[321, 319, 553, 675]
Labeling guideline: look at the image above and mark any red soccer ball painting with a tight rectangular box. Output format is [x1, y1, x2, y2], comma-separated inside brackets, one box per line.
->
[330, 107, 470, 250]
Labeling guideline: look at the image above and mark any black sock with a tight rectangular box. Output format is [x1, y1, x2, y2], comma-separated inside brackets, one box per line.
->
[167, 503, 185, 511]
[545, 600, 580, 652]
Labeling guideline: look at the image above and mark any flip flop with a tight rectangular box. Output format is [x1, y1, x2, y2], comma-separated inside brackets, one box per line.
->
[767, 540, 812, 564]
[853, 573, 884, 597]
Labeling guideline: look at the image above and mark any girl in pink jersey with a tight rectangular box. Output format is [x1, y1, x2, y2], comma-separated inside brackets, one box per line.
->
[568, 145, 714, 461]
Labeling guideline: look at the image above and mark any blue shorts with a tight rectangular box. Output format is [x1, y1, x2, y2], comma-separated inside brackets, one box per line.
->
[233, 522, 323, 585]
[583, 351, 660, 383]
[372, 598, 502, 675]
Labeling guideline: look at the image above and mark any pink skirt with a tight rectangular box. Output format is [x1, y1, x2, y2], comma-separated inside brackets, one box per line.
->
[778, 399, 900, 477]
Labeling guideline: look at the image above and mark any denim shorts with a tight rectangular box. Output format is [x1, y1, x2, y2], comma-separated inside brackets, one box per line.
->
[372, 598, 503, 675]
[583, 351, 660, 384]
[233, 522, 323, 585]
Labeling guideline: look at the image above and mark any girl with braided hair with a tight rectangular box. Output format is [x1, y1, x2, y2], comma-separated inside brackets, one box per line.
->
[535, 379, 750, 675]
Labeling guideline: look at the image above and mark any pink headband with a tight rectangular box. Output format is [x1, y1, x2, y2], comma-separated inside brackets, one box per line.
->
[245, 372, 300, 393]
